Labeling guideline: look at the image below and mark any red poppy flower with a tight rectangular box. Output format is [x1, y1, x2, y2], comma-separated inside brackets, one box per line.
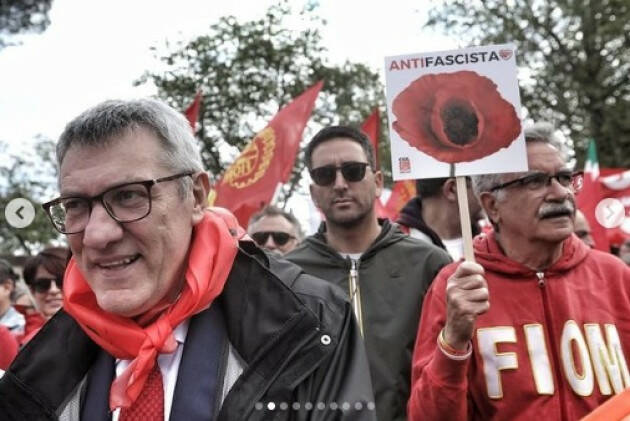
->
[392, 71, 521, 164]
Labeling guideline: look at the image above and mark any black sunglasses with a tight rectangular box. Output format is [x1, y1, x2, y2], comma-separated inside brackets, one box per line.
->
[251, 231, 295, 247]
[310, 162, 369, 186]
[31, 277, 63, 293]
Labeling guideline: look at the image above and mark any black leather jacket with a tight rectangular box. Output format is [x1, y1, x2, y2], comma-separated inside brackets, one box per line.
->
[0, 242, 376, 421]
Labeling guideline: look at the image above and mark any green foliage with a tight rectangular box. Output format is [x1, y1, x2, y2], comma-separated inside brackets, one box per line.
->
[0, 0, 53, 50]
[0, 139, 61, 255]
[426, 0, 630, 168]
[135, 2, 390, 202]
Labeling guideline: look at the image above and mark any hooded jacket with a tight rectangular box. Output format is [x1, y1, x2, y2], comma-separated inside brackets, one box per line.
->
[286, 219, 451, 421]
[396, 196, 446, 251]
[0, 243, 376, 421]
[408, 232, 630, 421]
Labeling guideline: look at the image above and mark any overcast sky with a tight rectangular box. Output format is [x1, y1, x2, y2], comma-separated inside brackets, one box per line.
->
[0, 0, 456, 156]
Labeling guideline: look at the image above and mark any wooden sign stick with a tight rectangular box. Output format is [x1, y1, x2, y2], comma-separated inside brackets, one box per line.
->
[456, 176, 476, 262]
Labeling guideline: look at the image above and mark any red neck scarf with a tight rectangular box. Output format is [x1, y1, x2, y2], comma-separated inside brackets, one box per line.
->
[63, 209, 242, 410]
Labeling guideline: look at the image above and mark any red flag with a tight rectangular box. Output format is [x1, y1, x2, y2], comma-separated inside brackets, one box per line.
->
[212, 81, 323, 226]
[361, 109, 380, 169]
[385, 180, 416, 220]
[184, 92, 202, 132]
[360, 109, 389, 218]
[576, 140, 610, 251]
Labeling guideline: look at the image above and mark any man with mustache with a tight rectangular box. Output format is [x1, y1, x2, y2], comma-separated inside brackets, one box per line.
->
[408, 123, 630, 420]
[0, 99, 376, 420]
[286, 125, 451, 421]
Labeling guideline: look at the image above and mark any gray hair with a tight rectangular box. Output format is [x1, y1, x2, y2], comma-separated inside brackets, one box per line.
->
[248, 205, 304, 241]
[471, 121, 564, 199]
[56, 98, 204, 195]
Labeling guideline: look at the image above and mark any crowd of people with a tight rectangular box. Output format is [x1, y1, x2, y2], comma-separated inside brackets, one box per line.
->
[1, 97, 629, 421]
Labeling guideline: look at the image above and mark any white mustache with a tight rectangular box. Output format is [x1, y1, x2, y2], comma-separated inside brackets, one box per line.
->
[538, 201, 575, 218]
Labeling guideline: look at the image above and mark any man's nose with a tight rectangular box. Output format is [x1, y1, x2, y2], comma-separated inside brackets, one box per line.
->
[264, 235, 277, 250]
[332, 169, 348, 189]
[82, 202, 124, 249]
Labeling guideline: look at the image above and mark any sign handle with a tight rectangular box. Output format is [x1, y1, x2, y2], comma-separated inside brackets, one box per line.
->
[456, 176, 476, 262]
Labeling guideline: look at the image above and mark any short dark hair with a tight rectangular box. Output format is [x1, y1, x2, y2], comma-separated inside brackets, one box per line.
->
[305, 125, 375, 171]
[248, 205, 304, 241]
[0, 259, 17, 285]
[23, 247, 71, 286]
[415, 178, 448, 199]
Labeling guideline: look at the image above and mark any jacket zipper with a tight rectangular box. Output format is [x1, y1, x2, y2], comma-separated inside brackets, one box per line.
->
[537, 271, 567, 421]
[348, 258, 364, 337]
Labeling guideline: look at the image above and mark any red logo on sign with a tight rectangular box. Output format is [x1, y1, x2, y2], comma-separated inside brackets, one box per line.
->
[399, 157, 411, 173]
[499, 49, 513, 60]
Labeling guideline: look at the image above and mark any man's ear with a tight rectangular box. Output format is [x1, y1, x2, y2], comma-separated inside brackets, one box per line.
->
[191, 171, 211, 225]
[373, 170, 383, 198]
[479, 191, 500, 226]
[442, 178, 458, 202]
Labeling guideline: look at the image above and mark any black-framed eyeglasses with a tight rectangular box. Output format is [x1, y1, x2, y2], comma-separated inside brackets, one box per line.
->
[42, 172, 194, 234]
[251, 231, 296, 247]
[310, 162, 370, 186]
[30, 277, 62, 293]
[490, 171, 584, 193]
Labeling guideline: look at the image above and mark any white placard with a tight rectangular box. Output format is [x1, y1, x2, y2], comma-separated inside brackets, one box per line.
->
[385, 44, 528, 180]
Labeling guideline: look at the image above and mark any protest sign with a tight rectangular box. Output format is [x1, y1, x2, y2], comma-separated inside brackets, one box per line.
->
[385, 44, 527, 180]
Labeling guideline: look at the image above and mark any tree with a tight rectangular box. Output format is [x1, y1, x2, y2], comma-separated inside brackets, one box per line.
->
[135, 2, 390, 204]
[426, 0, 630, 168]
[0, 138, 60, 255]
[0, 0, 54, 50]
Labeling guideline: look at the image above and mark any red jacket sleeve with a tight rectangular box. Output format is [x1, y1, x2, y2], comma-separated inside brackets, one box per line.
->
[408, 263, 473, 421]
[0, 325, 18, 370]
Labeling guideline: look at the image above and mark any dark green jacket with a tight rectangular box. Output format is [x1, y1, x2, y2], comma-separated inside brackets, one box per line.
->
[286, 220, 451, 421]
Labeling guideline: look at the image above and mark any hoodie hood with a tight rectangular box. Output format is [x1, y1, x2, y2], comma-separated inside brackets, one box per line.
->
[474, 231, 590, 277]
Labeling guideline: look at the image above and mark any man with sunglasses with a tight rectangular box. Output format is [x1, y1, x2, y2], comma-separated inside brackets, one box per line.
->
[409, 123, 630, 420]
[247, 205, 302, 255]
[0, 99, 376, 420]
[286, 125, 451, 421]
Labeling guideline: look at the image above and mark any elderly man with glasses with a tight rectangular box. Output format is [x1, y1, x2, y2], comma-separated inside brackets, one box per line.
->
[408, 122, 630, 421]
[286, 125, 451, 421]
[0, 99, 376, 421]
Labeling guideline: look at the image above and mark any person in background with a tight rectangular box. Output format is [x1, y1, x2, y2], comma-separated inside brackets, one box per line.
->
[408, 122, 630, 420]
[19, 247, 69, 345]
[0, 259, 25, 335]
[247, 205, 303, 255]
[574, 209, 595, 248]
[286, 125, 451, 421]
[397, 177, 483, 261]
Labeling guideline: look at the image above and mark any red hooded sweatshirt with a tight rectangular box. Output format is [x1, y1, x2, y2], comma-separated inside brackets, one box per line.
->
[408, 232, 630, 421]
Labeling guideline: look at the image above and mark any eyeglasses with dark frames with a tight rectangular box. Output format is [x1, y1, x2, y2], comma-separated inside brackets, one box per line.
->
[251, 231, 296, 247]
[42, 172, 194, 234]
[310, 162, 370, 186]
[490, 171, 584, 193]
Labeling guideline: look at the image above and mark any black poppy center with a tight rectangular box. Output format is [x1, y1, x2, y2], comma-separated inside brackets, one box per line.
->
[440, 100, 479, 146]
